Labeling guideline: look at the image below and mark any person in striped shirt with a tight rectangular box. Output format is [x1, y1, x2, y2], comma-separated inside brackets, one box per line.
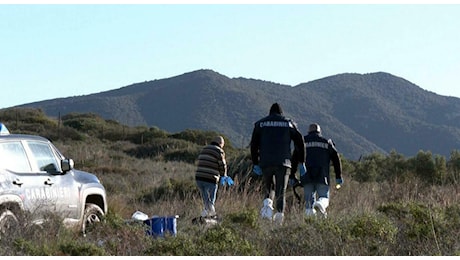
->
[195, 136, 227, 218]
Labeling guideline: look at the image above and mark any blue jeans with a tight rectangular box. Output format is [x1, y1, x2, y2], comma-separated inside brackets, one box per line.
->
[303, 182, 330, 209]
[196, 180, 218, 212]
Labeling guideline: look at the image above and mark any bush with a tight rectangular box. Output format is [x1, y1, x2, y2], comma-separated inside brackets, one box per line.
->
[343, 213, 398, 255]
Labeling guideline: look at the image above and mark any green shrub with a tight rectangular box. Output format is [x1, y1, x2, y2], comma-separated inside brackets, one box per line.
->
[196, 225, 257, 255]
[124, 138, 200, 161]
[140, 178, 198, 203]
[223, 208, 259, 229]
[378, 202, 448, 255]
[59, 241, 106, 256]
[343, 213, 397, 255]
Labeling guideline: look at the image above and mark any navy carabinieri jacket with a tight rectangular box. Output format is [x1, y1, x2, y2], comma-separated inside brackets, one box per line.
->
[250, 112, 305, 168]
[303, 131, 342, 185]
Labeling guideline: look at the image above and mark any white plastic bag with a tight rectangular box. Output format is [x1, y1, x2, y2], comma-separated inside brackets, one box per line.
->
[131, 210, 149, 221]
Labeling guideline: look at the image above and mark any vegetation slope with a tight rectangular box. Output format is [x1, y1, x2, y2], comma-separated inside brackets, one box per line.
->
[0, 107, 459, 256]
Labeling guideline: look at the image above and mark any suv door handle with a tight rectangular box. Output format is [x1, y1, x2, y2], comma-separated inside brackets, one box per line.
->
[13, 178, 23, 186]
[44, 178, 54, 186]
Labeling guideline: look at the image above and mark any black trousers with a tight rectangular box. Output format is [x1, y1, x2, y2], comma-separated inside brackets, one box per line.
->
[262, 165, 290, 214]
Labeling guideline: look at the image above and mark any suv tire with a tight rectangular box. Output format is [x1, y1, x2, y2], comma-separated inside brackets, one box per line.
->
[82, 203, 105, 236]
[0, 209, 19, 238]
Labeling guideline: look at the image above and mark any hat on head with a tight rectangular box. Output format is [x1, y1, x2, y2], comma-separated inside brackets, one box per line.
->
[269, 103, 283, 115]
[213, 136, 225, 147]
[308, 123, 321, 133]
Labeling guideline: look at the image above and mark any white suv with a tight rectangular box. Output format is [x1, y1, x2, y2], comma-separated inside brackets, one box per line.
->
[0, 123, 107, 236]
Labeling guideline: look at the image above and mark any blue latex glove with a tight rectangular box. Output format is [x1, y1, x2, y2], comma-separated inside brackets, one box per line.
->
[226, 176, 234, 186]
[219, 176, 226, 186]
[253, 165, 262, 176]
[298, 163, 306, 176]
[220, 176, 234, 186]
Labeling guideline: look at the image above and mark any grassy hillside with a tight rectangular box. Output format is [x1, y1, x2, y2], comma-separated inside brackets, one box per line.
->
[1, 107, 460, 256]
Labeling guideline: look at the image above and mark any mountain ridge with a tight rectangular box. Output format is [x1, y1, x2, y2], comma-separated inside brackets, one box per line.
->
[12, 69, 460, 160]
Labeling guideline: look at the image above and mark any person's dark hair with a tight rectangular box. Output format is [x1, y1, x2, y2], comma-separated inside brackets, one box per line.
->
[269, 103, 283, 115]
[308, 123, 321, 133]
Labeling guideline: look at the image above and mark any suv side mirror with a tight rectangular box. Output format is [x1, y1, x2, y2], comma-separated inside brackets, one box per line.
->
[61, 158, 75, 172]
[43, 163, 59, 174]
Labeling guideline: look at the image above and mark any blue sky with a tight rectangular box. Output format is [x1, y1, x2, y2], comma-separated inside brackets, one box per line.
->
[1, 3, 460, 109]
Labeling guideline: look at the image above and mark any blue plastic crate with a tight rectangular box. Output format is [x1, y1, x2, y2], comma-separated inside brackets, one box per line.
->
[144, 215, 178, 238]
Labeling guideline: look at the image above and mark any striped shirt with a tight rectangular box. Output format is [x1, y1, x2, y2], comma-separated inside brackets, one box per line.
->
[195, 143, 227, 184]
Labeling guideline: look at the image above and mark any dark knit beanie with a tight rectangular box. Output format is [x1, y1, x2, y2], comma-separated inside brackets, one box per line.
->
[269, 103, 283, 115]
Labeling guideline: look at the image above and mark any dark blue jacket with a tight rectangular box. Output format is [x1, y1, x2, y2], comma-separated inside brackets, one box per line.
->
[250, 113, 305, 168]
[303, 132, 342, 185]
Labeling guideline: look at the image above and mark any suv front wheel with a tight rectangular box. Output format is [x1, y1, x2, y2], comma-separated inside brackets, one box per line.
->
[0, 209, 19, 239]
[82, 203, 105, 236]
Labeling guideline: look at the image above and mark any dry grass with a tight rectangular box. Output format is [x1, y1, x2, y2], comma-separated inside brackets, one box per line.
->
[2, 149, 460, 255]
